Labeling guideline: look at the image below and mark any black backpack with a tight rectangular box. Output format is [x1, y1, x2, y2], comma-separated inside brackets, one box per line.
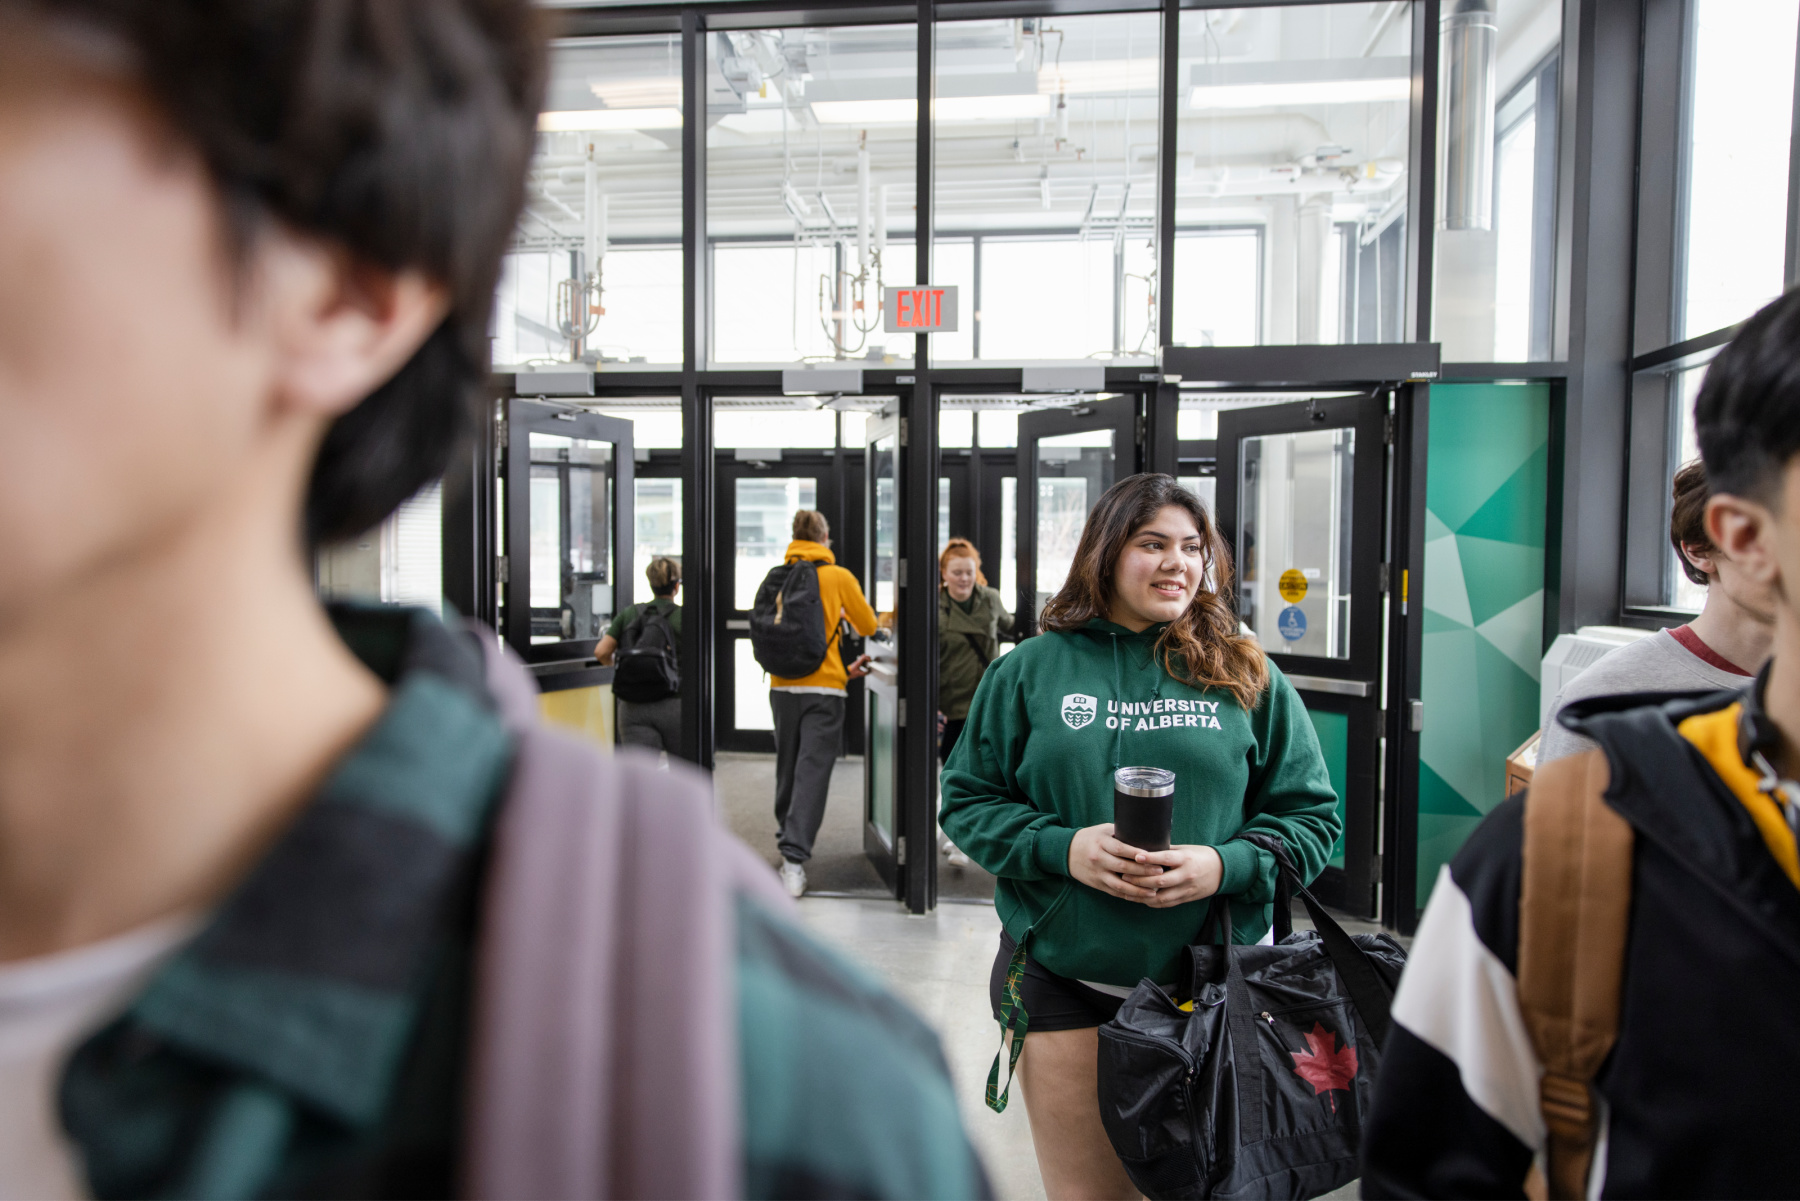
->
[749, 560, 833, 679]
[1093, 833, 1406, 1199]
[612, 602, 680, 703]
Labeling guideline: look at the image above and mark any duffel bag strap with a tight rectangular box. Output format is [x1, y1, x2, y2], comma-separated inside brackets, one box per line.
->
[1518, 749, 1632, 1201]
[1238, 832, 1395, 1046]
[985, 929, 1032, 1113]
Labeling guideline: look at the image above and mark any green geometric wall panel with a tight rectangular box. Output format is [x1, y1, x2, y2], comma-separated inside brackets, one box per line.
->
[1417, 383, 1551, 901]
[1306, 709, 1349, 869]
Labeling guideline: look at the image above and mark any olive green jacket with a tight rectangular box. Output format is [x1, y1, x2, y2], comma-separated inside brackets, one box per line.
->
[937, 586, 1014, 719]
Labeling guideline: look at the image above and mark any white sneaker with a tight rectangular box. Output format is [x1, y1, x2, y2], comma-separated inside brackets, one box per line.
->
[779, 860, 807, 898]
[947, 846, 971, 867]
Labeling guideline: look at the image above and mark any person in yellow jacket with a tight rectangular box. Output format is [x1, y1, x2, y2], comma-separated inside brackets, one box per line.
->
[771, 510, 880, 897]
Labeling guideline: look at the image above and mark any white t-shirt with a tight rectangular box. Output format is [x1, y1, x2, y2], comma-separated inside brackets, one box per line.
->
[0, 917, 197, 1201]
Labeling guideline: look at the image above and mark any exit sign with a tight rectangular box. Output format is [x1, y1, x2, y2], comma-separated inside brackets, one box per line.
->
[883, 285, 959, 333]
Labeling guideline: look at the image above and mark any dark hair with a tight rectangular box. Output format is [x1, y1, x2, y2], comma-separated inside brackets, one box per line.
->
[9, 0, 546, 544]
[793, 510, 830, 543]
[1040, 473, 1268, 709]
[1695, 287, 1800, 507]
[1669, 460, 1713, 586]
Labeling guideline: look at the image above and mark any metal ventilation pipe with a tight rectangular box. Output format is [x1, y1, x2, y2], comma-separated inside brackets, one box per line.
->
[1441, 0, 1497, 231]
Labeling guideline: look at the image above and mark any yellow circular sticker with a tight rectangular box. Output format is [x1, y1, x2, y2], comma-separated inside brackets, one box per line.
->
[1278, 569, 1309, 604]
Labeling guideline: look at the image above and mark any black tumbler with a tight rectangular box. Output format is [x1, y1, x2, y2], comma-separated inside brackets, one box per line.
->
[1113, 767, 1176, 852]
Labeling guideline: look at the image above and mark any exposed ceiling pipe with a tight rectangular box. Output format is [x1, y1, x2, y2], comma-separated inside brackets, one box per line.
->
[857, 141, 871, 270]
[1362, 1, 1407, 58]
[1441, 0, 1497, 230]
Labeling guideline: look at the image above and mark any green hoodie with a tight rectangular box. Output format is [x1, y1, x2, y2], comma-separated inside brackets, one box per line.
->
[939, 619, 1340, 988]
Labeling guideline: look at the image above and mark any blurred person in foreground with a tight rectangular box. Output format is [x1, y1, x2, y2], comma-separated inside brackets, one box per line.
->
[0, 4, 984, 1198]
[1361, 289, 1800, 1197]
[1538, 459, 1775, 763]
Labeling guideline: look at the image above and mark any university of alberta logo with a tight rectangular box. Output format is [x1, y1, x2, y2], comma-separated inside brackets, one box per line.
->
[1062, 693, 1097, 730]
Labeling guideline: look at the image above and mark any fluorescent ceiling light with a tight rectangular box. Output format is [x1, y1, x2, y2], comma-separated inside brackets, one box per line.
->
[810, 98, 918, 124]
[589, 79, 680, 108]
[941, 93, 1052, 120]
[1189, 78, 1410, 109]
[1039, 58, 1159, 95]
[811, 94, 1051, 123]
[538, 108, 683, 131]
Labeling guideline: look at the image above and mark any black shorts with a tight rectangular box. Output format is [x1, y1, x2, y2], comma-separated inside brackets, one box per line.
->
[988, 930, 1126, 1032]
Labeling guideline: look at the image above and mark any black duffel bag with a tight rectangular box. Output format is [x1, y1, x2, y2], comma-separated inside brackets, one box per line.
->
[1096, 833, 1406, 1200]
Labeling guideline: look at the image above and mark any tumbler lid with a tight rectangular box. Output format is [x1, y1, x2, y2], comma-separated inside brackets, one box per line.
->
[1114, 766, 1175, 797]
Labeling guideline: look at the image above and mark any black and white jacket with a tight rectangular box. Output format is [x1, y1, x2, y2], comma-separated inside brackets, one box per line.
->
[1361, 685, 1800, 1199]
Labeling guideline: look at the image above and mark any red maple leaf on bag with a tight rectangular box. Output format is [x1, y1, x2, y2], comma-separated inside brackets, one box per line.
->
[1289, 1023, 1358, 1112]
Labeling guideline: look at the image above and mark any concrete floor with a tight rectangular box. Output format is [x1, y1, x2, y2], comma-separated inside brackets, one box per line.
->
[714, 751, 998, 900]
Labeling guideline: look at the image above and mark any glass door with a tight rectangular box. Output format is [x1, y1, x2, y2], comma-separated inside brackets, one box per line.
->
[501, 400, 635, 665]
[1216, 393, 1389, 917]
[862, 412, 902, 893]
[715, 459, 838, 753]
[1016, 395, 1139, 633]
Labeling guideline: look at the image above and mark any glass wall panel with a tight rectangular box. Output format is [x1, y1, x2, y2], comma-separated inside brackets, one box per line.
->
[734, 476, 819, 611]
[1678, 0, 1799, 340]
[714, 402, 837, 449]
[497, 37, 683, 370]
[933, 13, 1161, 364]
[1175, 5, 1413, 346]
[707, 24, 918, 366]
[633, 478, 683, 605]
[1433, 0, 1561, 361]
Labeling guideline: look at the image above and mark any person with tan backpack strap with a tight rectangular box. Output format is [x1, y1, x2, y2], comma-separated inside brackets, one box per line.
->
[1361, 289, 1800, 1199]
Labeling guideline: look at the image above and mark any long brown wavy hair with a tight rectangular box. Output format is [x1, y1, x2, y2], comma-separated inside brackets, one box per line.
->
[1040, 473, 1268, 709]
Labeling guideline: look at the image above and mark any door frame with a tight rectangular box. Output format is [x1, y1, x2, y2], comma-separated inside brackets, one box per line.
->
[714, 451, 843, 754]
[1015, 393, 1143, 635]
[501, 399, 635, 666]
[862, 410, 902, 893]
[1214, 390, 1391, 917]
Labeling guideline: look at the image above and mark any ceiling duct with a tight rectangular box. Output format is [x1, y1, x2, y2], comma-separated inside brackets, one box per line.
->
[1440, 0, 1498, 231]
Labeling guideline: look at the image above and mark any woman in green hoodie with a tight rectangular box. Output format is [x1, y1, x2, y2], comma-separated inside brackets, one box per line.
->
[940, 473, 1339, 1199]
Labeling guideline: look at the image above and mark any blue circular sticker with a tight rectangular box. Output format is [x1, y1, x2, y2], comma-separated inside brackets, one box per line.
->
[1277, 605, 1308, 642]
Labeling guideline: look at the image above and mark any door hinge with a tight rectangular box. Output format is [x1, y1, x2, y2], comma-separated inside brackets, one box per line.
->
[897, 558, 908, 588]
[897, 835, 908, 865]
[898, 698, 907, 727]
[496, 417, 508, 450]
[1379, 562, 1390, 593]
[1383, 413, 1396, 445]
[1409, 699, 1425, 732]
[496, 555, 509, 584]
[899, 417, 909, 447]
[1370, 853, 1383, 882]
[1136, 413, 1146, 441]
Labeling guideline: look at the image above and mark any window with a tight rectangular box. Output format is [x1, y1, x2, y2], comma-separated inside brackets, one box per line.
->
[933, 12, 1161, 363]
[1678, 0, 1800, 340]
[1177, 3, 1413, 346]
[1433, 2, 1560, 361]
[1171, 228, 1261, 347]
[706, 23, 917, 367]
[497, 36, 684, 370]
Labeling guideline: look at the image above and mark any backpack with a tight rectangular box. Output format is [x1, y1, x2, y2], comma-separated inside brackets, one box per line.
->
[749, 560, 834, 679]
[1089, 833, 1406, 1199]
[612, 602, 680, 703]
[1516, 749, 1633, 1200]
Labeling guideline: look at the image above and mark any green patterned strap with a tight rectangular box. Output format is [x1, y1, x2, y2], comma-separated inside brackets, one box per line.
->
[985, 932, 1031, 1112]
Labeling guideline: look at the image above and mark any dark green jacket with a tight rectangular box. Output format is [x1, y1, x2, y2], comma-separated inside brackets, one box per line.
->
[937, 586, 1014, 719]
[939, 619, 1339, 987]
[606, 595, 681, 640]
[59, 607, 986, 1200]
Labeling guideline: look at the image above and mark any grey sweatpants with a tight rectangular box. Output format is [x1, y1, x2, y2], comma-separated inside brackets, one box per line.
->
[771, 690, 845, 864]
[618, 696, 681, 753]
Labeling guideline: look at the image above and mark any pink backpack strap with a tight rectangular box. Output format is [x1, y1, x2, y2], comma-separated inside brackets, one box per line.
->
[464, 635, 773, 1199]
